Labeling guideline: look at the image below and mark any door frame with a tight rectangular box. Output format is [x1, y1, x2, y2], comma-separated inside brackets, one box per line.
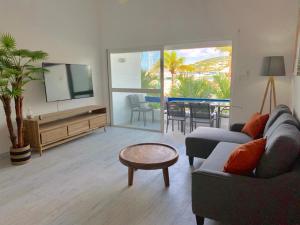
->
[107, 46, 165, 132]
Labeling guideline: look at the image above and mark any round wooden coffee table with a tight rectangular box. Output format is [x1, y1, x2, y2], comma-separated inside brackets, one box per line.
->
[119, 143, 179, 187]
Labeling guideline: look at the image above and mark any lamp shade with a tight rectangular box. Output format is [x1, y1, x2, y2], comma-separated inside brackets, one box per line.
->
[262, 56, 285, 76]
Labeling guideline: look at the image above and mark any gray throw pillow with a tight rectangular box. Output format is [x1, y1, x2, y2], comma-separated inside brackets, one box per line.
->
[256, 124, 300, 178]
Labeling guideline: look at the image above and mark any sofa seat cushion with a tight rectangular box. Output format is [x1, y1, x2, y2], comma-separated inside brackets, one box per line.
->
[200, 142, 240, 172]
[256, 124, 300, 178]
[186, 127, 252, 158]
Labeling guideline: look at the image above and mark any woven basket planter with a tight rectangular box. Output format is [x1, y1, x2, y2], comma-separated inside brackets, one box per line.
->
[10, 145, 31, 165]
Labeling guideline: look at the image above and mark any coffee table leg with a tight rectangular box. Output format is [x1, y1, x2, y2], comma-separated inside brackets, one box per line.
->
[163, 168, 169, 187]
[128, 167, 134, 186]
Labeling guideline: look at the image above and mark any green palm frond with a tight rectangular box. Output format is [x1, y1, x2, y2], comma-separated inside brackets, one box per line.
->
[5, 68, 21, 76]
[0, 86, 12, 97]
[12, 49, 32, 57]
[29, 50, 48, 61]
[0, 49, 6, 57]
[12, 49, 48, 62]
[9, 87, 22, 97]
[0, 56, 13, 68]
[0, 78, 8, 87]
[25, 65, 48, 74]
[0, 72, 11, 79]
[0, 33, 16, 50]
[0, 33, 49, 96]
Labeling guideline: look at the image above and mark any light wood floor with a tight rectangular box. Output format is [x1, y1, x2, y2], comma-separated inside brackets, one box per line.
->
[0, 127, 221, 225]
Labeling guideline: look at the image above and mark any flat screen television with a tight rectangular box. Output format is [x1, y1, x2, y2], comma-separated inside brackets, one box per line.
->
[43, 63, 94, 102]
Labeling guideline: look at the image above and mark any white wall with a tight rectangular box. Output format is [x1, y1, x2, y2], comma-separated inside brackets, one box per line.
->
[99, 0, 298, 123]
[110, 52, 142, 88]
[0, 0, 103, 154]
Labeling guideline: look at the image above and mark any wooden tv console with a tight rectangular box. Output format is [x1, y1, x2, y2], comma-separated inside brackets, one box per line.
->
[24, 105, 107, 156]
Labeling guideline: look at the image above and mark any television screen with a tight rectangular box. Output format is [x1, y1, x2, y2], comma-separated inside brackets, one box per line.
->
[43, 63, 94, 102]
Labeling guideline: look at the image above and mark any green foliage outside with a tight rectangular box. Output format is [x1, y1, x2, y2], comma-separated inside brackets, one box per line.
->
[212, 73, 231, 99]
[141, 70, 160, 109]
[141, 70, 160, 89]
[169, 75, 213, 98]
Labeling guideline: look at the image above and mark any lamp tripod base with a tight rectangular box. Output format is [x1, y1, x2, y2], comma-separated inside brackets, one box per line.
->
[260, 76, 277, 114]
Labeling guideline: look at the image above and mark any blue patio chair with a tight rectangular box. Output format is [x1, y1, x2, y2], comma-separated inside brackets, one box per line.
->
[189, 102, 215, 132]
[166, 102, 187, 134]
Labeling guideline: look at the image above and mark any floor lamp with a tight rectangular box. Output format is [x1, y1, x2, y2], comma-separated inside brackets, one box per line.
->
[260, 56, 285, 114]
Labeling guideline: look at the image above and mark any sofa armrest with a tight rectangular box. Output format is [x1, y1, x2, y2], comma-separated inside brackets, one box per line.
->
[230, 123, 245, 132]
[192, 168, 300, 224]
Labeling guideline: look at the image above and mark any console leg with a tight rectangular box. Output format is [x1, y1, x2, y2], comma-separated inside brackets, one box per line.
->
[196, 215, 204, 225]
[37, 148, 42, 157]
[189, 156, 194, 166]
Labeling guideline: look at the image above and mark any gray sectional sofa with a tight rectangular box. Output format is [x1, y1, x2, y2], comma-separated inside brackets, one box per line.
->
[185, 105, 300, 225]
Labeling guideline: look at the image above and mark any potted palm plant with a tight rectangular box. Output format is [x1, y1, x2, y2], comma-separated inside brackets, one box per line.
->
[0, 33, 48, 165]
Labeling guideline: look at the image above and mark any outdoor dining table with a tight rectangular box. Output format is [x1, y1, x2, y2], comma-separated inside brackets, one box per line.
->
[144, 96, 231, 128]
[167, 98, 230, 128]
[212, 102, 230, 128]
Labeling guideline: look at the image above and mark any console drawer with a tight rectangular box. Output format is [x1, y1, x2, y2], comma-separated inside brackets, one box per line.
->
[41, 127, 68, 145]
[89, 115, 106, 129]
[68, 120, 89, 136]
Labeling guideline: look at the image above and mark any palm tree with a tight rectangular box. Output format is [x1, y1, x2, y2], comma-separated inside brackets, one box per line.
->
[150, 51, 189, 88]
[164, 51, 185, 87]
[0, 50, 16, 147]
[0, 33, 48, 148]
[178, 64, 197, 77]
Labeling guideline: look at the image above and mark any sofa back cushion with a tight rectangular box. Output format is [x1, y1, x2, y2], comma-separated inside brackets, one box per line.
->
[256, 124, 300, 178]
[263, 105, 291, 136]
[264, 113, 300, 138]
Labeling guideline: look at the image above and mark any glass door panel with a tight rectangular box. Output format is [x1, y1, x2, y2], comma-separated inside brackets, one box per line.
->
[110, 51, 161, 89]
[109, 49, 163, 131]
[111, 92, 161, 131]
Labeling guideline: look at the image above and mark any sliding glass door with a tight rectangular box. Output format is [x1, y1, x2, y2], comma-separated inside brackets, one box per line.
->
[108, 48, 164, 132]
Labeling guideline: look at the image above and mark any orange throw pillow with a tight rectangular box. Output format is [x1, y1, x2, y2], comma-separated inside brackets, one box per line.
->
[242, 113, 269, 139]
[224, 138, 266, 175]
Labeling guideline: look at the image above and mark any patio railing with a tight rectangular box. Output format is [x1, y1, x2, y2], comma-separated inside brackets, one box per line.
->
[145, 96, 230, 103]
